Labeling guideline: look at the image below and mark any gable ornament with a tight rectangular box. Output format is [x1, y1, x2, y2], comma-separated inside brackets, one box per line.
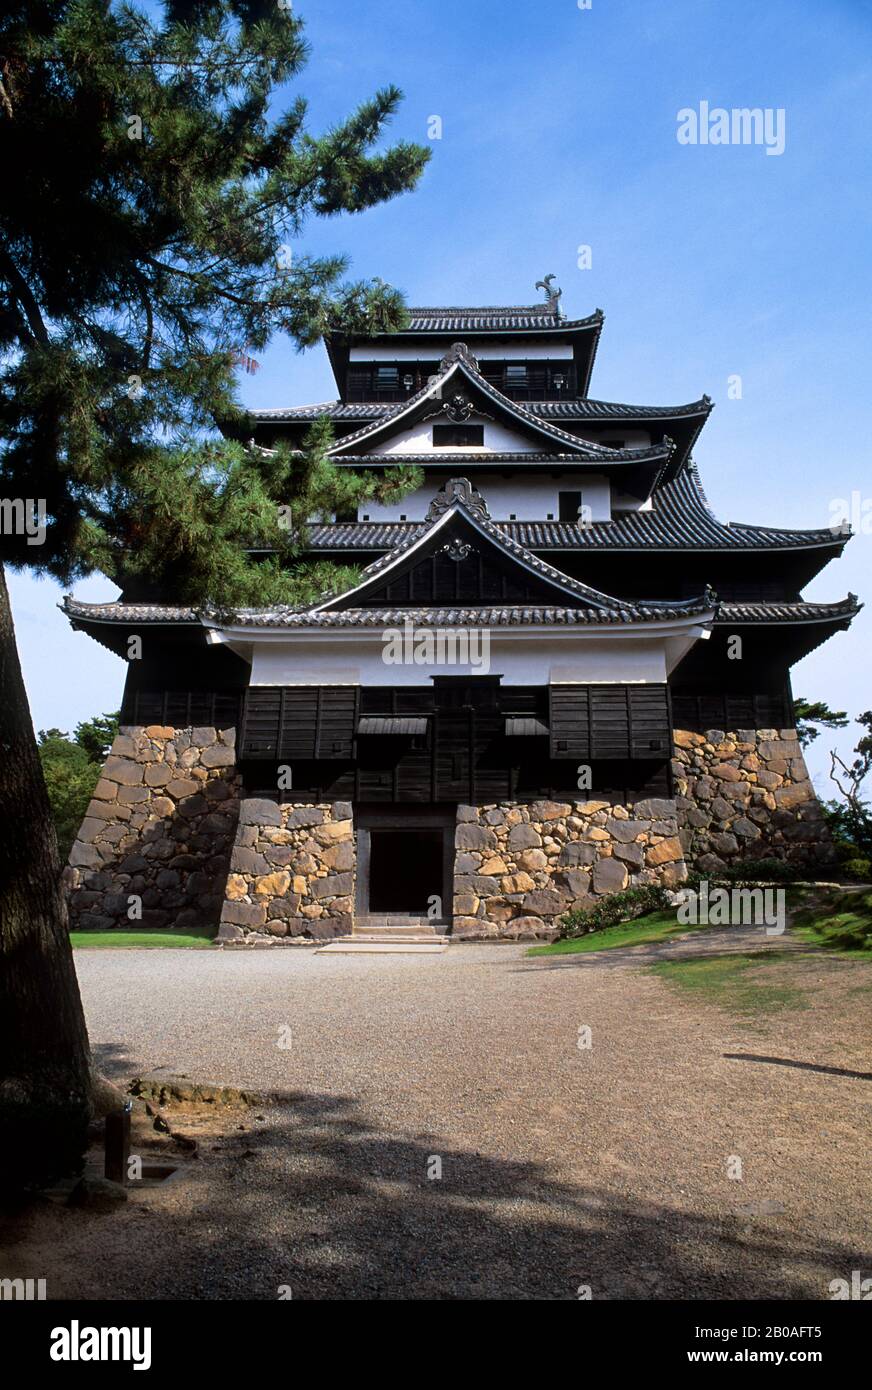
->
[426, 477, 491, 521]
[437, 540, 475, 562]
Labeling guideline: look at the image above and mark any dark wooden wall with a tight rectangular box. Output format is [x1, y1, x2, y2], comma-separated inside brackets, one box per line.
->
[236, 681, 673, 805]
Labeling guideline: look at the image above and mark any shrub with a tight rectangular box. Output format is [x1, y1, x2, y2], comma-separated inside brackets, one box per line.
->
[719, 858, 806, 884]
[559, 885, 672, 938]
[37, 713, 119, 860]
[841, 857, 871, 881]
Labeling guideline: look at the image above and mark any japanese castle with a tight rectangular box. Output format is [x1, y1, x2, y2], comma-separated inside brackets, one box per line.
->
[63, 284, 859, 942]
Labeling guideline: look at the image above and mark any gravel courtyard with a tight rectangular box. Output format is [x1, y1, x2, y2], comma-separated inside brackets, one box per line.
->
[6, 932, 872, 1300]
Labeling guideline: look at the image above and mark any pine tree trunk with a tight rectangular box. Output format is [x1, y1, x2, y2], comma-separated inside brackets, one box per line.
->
[0, 565, 91, 1186]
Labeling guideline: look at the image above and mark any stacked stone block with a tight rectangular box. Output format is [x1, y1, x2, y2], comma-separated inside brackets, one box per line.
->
[451, 798, 687, 941]
[217, 800, 354, 944]
[65, 726, 241, 931]
[673, 727, 833, 871]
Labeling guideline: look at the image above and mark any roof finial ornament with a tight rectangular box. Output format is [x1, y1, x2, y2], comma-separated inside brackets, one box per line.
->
[439, 340, 479, 371]
[535, 273, 562, 316]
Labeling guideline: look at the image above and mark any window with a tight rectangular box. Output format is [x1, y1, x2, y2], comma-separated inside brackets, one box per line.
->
[432, 424, 484, 448]
[375, 365, 399, 389]
[558, 490, 583, 524]
[505, 364, 528, 385]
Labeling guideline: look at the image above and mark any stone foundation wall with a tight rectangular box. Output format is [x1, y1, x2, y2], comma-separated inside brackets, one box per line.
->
[217, 800, 354, 944]
[673, 727, 833, 871]
[66, 723, 833, 944]
[452, 798, 687, 941]
[65, 726, 240, 931]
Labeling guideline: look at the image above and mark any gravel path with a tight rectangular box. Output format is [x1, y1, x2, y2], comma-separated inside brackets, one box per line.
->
[6, 932, 872, 1300]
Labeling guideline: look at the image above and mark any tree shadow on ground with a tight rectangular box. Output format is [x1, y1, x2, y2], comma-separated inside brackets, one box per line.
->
[6, 1080, 867, 1301]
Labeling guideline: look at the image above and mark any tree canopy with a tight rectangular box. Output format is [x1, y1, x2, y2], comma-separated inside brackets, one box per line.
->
[0, 0, 429, 605]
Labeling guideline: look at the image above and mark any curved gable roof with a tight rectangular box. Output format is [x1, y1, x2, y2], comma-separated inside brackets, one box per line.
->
[314, 495, 708, 616]
[327, 353, 673, 468]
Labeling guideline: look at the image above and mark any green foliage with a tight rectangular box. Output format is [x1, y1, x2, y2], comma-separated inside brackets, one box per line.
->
[559, 884, 673, 938]
[0, 1, 429, 607]
[529, 910, 705, 957]
[793, 695, 848, 748]
[841, 857, 871, 880]
[792, 888, 872, 953]
[716, 858, 807, 884]
[72, 712, 120, 762]
[37, 713, 120, 859]
[71, 929, 214, 948]
[825, 710, 872, 857]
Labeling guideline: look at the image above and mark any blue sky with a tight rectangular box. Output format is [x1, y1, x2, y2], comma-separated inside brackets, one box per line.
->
[9, 0, 872, 789]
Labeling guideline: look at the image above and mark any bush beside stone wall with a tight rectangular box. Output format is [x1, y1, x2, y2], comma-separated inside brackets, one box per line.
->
[673, 727, 833, 871]
[451, 799, 687, 941]
[217, 800, 354, 944]
[65, 726, 241, 931]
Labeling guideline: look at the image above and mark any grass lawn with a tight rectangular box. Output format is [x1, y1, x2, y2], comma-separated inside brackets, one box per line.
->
[791, 888, 872, 955]
[527, 910, 707, 956]
[71, 928, 215, 949]
[648, 951, 808, 1016]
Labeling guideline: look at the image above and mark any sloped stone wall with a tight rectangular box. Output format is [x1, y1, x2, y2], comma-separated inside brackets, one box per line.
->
[673, 727, 834, 871]
[65, 726, 241, 931]
[217, 800, 354, 944]
[452, 798, 687, 941]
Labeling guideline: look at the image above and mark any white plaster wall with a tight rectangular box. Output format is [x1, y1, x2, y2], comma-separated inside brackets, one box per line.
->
[357, 472, 612, 522]
[371, 416, 545, 455]
[612, 490, 654, 513]
[247, 634, 669, 688]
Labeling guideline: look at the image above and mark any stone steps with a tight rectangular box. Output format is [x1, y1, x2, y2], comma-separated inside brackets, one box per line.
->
[316, 941, 449, 954]
[352, 917, 448, 939]
[351, 934, 447, 944]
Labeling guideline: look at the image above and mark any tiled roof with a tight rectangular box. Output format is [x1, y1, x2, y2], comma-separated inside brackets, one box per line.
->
[64, 600, 201, 623]
[61, 595, 860, 629]
[246, 396, 710, 425]
[530, 397, 711, 421]
[302, 467, 848, 554]
[208, 601, 714, 627]
[718, 596, 860, 624]
[398, 306, 603, 333]
[332, 449, 665, 466]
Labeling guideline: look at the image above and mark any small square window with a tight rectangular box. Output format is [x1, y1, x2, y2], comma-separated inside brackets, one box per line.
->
[505, 364, 527, 383]
[375, 365, 399, 388]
